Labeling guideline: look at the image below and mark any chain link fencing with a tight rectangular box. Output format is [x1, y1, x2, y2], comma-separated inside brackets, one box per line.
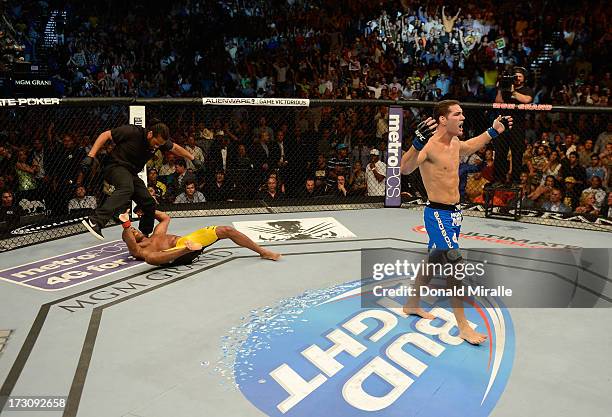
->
[0, 98, 610, 251]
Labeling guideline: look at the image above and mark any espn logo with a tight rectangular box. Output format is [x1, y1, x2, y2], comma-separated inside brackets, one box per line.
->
[0, 330, 11, 354]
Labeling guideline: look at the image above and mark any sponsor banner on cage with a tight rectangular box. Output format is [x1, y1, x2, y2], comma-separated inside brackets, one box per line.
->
[202, 97, 309, 106]
[403, 197, 612, 227]
[0, 98, 60, 107]
[233, 217, 355, 242]
[385, 106, 403, 207]
[0, 241, 143, 291]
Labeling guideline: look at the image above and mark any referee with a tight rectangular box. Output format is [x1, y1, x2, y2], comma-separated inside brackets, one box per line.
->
[81, 120, 200, 240]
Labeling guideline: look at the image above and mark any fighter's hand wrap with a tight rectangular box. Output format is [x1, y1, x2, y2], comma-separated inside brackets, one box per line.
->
[487, 127, 499, 139]
[500, 116, 511, 130]
[412, 120, 436, 151]
[80, 156, 94, 173]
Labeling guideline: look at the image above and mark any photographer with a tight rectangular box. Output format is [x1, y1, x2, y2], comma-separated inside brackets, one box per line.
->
[494, 67, 534, 184]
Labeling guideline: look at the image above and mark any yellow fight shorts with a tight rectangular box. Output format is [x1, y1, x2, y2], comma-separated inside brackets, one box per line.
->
[174, 226, 218, 249]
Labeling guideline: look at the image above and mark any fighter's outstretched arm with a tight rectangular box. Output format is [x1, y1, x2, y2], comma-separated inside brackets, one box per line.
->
[401, 117, 437, 174]
[460, 116, 513, 156]
[401, 147, 428, 174]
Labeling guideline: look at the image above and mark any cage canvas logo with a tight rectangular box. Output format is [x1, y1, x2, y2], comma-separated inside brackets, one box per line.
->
[232, 281, 515, 417]
[233, 217, 356, 242]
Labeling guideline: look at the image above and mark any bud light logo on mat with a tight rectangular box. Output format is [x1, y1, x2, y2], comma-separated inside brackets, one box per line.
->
[231, 281, 515, 417]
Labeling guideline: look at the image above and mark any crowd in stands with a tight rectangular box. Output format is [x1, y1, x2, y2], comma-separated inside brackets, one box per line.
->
[0, 2, 29, 73]
[0, 0, 608, 106]
[1, 0, 611, 234]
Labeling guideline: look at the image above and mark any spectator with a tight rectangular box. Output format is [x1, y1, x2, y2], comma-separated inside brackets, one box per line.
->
[578, 139, 596, 167]
[208, 132, 236, 173]
[459, 158, 482, 201]
[562, 177, 581, 210]
[581, 176, 607, 210]
[30, 138, 47, 184]
[299, 178, 321, 198]
[14, 149, 38, 197]
[46, 134, 85, 215]
[466, 170, 489, 203]
[313, 154, 328, 191]
[349, 161, 367, 196]
[147, 186, 160, 204]
[541, 150, 563, 184]
[0, 190, 24, 231]
[527, 175, 557, 208]
[147, 168, 167, 199]
[542, 188, 571, 213]
[159, 153, 177, 179]
[326, 143, 352, 190]
[68, 186, 97, 212]
[332, 175, 350, 197]
[600, 191, 612, 218]
[205, 170, 233, 201]
[167, 159, 195, 200]
[481, 148, 495, 182]
[518, 171, 536, 208]
[594, 122, 612, 154]
[184, 135, 205, 172]
[561, 152, 587, 190]
[174, 181, 206, 204]
[585, 154, 608, 184]
[351, 130, 371, 168]
[574, 192, 600, 216]
[527, 144, 548, 185]
[251, 131, 279, 182]
[232, 143, 255, 199]
[365, 149, 386, 197]
[257, 176, 283, 202]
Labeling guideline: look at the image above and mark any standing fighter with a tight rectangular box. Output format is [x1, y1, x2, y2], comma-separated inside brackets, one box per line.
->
[400, 100, 512, 344]
[81, 120, 200, 240]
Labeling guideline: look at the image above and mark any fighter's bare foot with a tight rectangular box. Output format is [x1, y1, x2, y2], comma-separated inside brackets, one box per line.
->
[184, 240, 203, 251]
[459, 325, 488, 345]
[402, 306, 436, 320]
[260, 249, 281, 261]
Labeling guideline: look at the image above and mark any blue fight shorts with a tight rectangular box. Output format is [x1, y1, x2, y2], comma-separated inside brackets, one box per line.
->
[423, 201, 463, 249]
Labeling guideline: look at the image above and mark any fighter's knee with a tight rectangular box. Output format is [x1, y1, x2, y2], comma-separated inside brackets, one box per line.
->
[215, 226, 234, 239]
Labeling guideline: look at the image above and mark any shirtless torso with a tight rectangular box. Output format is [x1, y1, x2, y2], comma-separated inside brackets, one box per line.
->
[419, 136, 461, 204]
[132, 234, 180, 260]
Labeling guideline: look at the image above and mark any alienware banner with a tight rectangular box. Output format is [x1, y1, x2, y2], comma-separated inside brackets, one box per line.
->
[385, 106, 403, 207]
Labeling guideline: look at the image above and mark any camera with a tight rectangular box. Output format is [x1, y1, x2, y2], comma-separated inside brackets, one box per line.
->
[498, 71, 518, 92]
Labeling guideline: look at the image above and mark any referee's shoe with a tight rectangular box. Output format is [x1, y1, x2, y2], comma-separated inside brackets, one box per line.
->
[82, 217, 104, 240]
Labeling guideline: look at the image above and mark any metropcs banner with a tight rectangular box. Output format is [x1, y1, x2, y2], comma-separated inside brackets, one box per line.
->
[385, 106, 403, 207]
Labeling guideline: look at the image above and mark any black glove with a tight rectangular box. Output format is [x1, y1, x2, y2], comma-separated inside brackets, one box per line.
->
[80, 156, 94, 174]
[500, 116, 512, 130]
[192, 158, 204, 170]
[412, 119, 437, 151]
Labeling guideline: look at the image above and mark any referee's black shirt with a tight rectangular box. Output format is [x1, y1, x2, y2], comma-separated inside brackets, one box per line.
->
[109, 125, 173, 174]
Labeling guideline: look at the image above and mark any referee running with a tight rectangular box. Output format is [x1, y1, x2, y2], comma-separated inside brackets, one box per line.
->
[81, 120, 200, 240]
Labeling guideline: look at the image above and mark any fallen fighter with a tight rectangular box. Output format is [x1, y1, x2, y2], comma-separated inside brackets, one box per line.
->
[119, 209, 281, 266]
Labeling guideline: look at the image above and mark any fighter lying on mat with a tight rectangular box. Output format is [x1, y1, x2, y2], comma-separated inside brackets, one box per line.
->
[119, 209, 281, 266]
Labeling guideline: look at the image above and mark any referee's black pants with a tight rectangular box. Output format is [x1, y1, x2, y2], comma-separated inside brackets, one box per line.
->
[91, 164, 156, 235]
